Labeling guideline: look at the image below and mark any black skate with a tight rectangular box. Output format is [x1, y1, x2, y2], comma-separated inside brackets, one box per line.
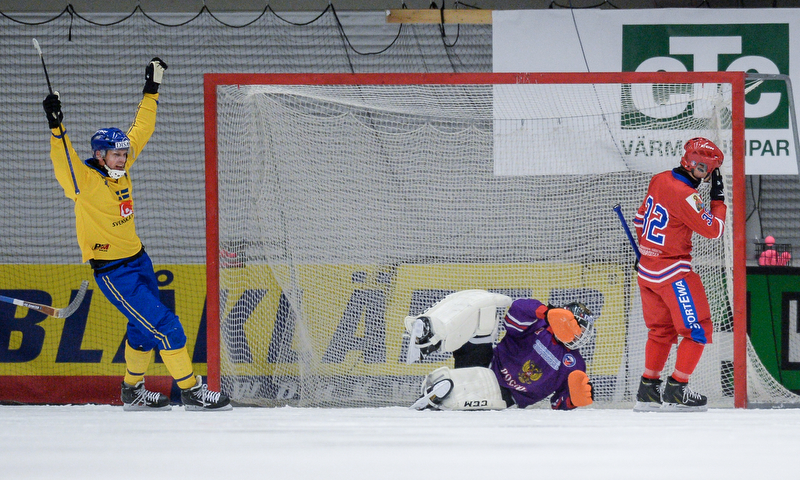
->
[661, 376, 708, 412]
[121, 380, 171, 411]
[633, 376, 663, 412]
[181, 375, 232, 411]
[410, 379, 453, 411]
[406, 316, 442, 363]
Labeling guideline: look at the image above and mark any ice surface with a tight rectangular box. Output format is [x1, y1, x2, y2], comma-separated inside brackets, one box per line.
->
[1, 405, 799, 479]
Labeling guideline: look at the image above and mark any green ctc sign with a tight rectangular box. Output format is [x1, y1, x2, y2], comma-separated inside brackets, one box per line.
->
[622, 24, 789, 130]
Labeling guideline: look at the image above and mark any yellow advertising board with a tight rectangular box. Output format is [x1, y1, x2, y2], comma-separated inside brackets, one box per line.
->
[219, 262, 627, 378]
[0, 264, 207, 376]
[1, 262, 627, 381]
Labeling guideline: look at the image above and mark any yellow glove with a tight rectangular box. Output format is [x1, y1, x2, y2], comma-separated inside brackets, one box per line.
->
[546, 307, 581, 344]
[568, 370, 593, 407]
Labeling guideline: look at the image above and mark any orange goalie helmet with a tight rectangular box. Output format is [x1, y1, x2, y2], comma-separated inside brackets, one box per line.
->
[680, 137, 724, 174]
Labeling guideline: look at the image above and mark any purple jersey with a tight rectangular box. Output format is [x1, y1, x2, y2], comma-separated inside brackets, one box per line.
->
[490, 298, 587, 410]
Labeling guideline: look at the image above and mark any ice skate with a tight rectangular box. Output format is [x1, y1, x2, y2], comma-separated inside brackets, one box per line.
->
[410, 379, 453, 410]
[633, 376, 663, 412]
[405, 316, 440, 363]
[661, 376, 708, 412]
[121, 380, 171, 411]
[181, 375, 232, 411]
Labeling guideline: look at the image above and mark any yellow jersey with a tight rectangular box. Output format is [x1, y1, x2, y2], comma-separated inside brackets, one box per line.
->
[50, 93, 158, 263]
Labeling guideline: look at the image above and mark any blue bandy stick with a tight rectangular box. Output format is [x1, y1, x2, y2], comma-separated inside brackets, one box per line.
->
[613, 204, 641, 262]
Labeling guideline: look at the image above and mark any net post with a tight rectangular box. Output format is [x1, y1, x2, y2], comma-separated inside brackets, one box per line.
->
[731, 71, 748, 409]
[204, 73, 221, 392]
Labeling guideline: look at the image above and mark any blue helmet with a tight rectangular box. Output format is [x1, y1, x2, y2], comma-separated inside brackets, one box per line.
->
[91, 128, 130, 153]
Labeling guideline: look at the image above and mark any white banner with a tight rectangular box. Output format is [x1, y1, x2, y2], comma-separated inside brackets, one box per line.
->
[492, 9, 800, 175]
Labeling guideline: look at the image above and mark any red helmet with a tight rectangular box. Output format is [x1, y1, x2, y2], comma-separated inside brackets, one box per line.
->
[680, 137, 724, 173]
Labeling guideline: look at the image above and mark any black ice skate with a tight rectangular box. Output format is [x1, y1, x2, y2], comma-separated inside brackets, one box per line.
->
[633, 376, 663, 412]
[661, 376, 708, 412]
[406, 316, 442, 363]
[181, 375, 233, 411]
[121, 380, 171, 411]
[410, 379, 453, 411]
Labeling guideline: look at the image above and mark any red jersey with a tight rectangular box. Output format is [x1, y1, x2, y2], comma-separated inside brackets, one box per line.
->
[633, 169, 726, 286]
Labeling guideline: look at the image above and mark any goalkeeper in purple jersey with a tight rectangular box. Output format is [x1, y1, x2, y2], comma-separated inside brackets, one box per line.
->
[406, 290, 595, 410]
[42, 58, 230, 411]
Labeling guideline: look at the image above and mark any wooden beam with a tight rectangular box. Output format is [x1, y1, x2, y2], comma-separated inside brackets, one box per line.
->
[385, 9, 492, 25]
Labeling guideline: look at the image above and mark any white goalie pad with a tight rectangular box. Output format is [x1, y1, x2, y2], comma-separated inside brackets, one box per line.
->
[404, 290, 513, 353]
[415, 366, 507, 411]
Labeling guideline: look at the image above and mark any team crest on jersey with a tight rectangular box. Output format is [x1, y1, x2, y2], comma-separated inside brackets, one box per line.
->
[120, 200, 133, 218]
[685, 193, 705, 213]
[563, 354, 576, 367]
[518, 360, 543, 384]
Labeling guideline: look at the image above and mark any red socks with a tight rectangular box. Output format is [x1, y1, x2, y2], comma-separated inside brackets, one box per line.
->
[643, 338, 705, 382]
[672, 339, 705, 382]
[644, 339, 672, 379]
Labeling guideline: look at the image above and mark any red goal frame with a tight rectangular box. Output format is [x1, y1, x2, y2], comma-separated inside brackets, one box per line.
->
[203, 71, 748, 407]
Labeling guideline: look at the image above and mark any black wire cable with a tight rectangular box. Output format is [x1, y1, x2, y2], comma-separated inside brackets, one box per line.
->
[330, 3, 404, 56]
[0, 4, 70, 24]
[548, 0, 620, 8]
[0, 2, 404, 58]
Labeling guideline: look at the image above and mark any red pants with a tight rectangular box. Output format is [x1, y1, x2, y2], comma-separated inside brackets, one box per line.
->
[638, 272, 713, 376]
[638, 271, 713, 346]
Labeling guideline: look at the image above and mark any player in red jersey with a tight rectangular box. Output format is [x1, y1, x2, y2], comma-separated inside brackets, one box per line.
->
[631, 137, 726, 412]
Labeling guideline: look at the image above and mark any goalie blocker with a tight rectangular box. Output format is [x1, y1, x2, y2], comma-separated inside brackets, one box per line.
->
[407, 290, 595, 410]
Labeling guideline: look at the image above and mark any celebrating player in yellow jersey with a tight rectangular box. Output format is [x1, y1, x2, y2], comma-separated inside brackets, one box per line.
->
[43, 58, 231, 411]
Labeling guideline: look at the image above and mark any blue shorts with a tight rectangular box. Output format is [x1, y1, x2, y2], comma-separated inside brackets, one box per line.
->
[94, 250, 187, 352]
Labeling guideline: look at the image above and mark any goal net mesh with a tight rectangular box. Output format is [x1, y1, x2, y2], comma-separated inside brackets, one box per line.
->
[212, 76, 800, 408]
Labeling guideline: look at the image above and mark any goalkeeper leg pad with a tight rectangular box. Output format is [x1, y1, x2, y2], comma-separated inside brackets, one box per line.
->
[411, 366, 507, 411]
[404, 290, 512, 359]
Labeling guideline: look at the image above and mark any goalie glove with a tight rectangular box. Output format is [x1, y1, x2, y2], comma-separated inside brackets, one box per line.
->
[567, 370, 593, 407]
[710, 168, 725, 202]
[143, 57, 168, 94]
[545, 307, 582, 345]
[42, 92, 63, 129]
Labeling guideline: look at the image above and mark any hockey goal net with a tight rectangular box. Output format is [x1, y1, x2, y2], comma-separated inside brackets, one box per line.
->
[205, 71, 799, 408]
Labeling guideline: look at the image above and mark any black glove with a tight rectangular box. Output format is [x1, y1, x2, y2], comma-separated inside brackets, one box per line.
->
[143, 57, 168, 94]
[710, 168, 724, 202]
[42, 92, 63, 129]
